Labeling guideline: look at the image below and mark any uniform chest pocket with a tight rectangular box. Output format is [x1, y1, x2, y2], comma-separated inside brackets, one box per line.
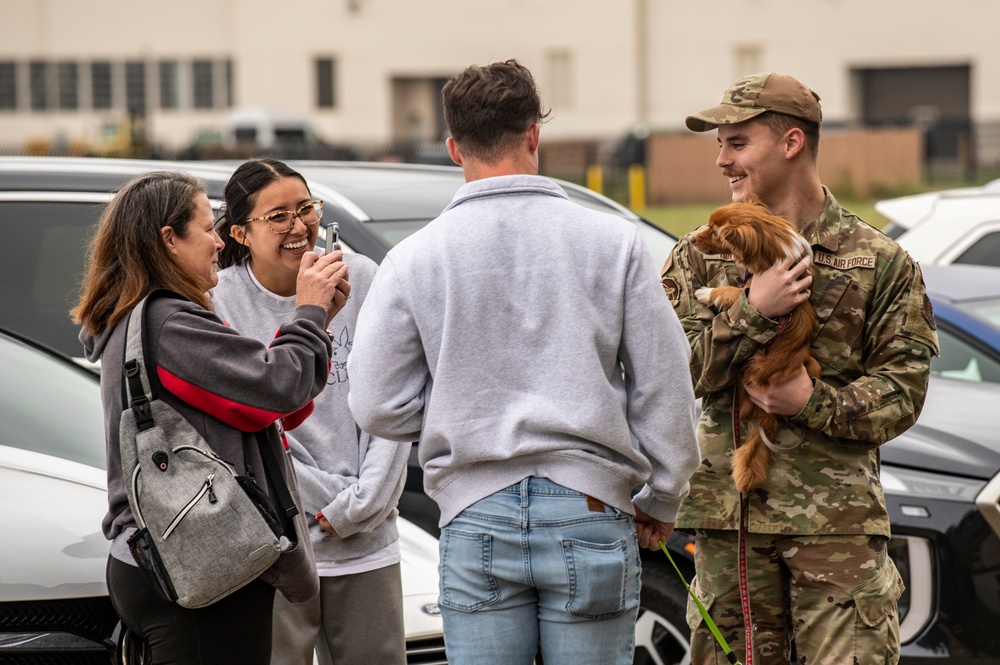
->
[811, 272, 869, 372]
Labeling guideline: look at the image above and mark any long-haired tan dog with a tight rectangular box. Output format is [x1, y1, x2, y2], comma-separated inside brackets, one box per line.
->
[691, 195, 821, 493]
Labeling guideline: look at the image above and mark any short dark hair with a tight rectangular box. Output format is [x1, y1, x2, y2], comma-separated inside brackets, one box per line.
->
[217, 159, 310, 268]
[755, 111, 821, 159]
[442, 59, 549, 164]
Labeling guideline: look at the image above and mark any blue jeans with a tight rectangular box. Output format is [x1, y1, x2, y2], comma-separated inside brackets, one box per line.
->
[438, 477, 641, 665]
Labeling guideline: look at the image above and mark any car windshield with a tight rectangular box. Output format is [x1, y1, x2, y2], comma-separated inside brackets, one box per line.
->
[0, 334, 106, 469]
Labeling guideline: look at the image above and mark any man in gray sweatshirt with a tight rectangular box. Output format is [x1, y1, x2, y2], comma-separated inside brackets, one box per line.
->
[347, 59, 699, 665]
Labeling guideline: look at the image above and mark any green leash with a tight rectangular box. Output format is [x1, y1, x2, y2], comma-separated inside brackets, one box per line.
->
[658, 540, 742, 665]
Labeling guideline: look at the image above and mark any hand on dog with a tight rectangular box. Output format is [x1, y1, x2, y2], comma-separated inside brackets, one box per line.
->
[748, 255, 813, 319]
[744, 363, 815, 416]
[633, 502, 675, 552]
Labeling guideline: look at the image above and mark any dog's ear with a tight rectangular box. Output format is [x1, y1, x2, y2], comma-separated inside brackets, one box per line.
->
[714, 208, 766, 267]
[742, 193, 771, 214]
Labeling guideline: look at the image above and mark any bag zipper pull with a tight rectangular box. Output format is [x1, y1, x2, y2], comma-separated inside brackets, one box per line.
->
[207, 473, 217, 504]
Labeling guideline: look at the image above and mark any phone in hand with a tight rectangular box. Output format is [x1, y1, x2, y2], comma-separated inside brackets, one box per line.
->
[325, 222, 340, 253]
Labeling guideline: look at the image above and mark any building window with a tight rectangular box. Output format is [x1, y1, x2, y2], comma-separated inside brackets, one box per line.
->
[29, 61, 47, 110]
[193, 60, 213, 109]
[222, 59, 233, 107]
[316, 57, 336, 108]
[92, 61, 112, 110]
[546, 50, 573, 109]
[56, 61, 78, 110]
[125, 61, 146, 115]
[159, 61, 179, 109]
[0, 62, 15, 110]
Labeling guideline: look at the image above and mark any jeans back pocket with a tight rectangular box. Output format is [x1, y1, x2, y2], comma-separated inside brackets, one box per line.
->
[561, 538, 634, 619]
[439, 528, 501, 612]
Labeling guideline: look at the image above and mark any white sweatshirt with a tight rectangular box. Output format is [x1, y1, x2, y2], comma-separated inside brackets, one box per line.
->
[213, 253, 408, 571]
[348, 174, 699, 527]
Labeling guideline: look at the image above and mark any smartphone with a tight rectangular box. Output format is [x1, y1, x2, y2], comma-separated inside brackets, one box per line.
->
[325, 222, 340, 253]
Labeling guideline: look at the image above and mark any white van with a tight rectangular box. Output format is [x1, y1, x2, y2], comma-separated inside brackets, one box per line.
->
[221, 109, 319, 149]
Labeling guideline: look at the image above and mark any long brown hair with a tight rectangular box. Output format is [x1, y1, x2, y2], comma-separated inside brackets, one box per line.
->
[72, 170, 212, 334]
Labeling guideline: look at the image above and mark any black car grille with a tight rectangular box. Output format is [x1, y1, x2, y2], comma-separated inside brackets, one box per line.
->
[0, 597, 117, 663]
[406, 635, 448, 664]
[0, 652, 112, 665]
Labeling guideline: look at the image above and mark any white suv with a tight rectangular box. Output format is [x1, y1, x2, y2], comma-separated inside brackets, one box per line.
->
[875, 180, 1000, 268]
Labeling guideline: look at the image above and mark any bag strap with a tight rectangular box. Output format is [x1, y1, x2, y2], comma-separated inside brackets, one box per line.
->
[255, 430, 298, 519]
[120, 294, 154, 429]
[120, 289, 184, 430]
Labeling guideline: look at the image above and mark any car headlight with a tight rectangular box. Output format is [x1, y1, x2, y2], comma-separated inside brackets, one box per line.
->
[880, 465, 987, 644]
[881, 465, 985, 504]
[885, 535, 933, 644]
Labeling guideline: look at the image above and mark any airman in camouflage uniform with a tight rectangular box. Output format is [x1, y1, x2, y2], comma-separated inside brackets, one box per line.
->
[662, 73, 939, 665]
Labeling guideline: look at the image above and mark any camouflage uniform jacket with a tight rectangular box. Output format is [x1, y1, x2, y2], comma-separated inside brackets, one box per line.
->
[660, 188, 939, 537]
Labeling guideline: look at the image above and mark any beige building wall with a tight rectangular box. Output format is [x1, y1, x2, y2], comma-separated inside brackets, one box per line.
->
[0, 0, 997, 151]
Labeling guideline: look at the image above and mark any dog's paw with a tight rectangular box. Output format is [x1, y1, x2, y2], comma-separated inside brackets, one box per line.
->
[695, 287, 715, 305]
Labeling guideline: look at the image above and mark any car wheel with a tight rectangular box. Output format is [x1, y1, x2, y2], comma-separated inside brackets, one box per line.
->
[634, 561, 691, 665]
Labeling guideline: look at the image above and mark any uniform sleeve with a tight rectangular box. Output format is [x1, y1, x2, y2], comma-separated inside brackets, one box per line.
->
[791, 254, 939, 444]
[621, 235, 701, 523]
[154, 302, 332, 432]
[659, 236, 786, 398]
[347, 256, 428, 442]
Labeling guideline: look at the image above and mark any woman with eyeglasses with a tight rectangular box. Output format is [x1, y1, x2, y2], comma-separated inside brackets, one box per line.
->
[73, 170, 347, 664]
[213, 159, 408, 665]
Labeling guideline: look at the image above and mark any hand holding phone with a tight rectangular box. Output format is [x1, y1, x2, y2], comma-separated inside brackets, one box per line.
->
[325, 222, 340, 253]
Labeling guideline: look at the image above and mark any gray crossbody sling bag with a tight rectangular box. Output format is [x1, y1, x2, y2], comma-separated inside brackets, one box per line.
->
[119, 291, 294, 608]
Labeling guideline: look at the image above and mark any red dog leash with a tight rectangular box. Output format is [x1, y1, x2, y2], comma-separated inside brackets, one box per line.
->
[732, 392, 755, 665]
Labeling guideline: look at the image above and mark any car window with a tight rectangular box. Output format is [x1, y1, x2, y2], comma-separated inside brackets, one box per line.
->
[0, 334, 106, 469]
[955, 230, 1000, 268]
[955, 296, 1000, 328]
[0, 200, 104, 357]
[365, 220, 435, 250]
[932, 325, 1000, 383]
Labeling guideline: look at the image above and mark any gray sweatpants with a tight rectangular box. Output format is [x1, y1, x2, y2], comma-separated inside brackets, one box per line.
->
[270, 563, 406, 665]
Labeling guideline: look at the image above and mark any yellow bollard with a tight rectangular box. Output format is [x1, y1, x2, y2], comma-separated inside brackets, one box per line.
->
[628, 164, 646, 211]
[586, 165, 603, 194]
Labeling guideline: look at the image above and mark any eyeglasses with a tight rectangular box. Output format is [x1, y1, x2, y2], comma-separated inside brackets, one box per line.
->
[245, 200, 324, 235]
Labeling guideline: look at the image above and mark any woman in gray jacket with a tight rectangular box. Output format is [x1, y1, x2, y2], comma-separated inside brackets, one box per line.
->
[212, 159, 408, 665]
[73, 170, 349, 664]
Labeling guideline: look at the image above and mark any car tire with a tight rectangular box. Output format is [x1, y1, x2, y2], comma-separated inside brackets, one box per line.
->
[634, 560, 692, 665]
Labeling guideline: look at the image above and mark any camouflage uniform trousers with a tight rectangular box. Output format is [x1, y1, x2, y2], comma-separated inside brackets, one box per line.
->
[687, 530, 903, 665]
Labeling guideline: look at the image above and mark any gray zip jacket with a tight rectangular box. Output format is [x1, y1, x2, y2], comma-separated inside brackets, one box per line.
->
[212, 253, 407, 567]
[81, 294, 329, 602]
[348, 174, 700, 527]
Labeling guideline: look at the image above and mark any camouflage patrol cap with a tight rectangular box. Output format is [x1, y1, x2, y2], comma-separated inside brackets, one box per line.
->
[686, 72, 822, 132]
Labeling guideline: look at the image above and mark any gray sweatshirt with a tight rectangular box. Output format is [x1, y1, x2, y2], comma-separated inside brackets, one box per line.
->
[81, 294, 327, 602]
[348, 174, 700, 527]
[212, 253, 407, 567]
